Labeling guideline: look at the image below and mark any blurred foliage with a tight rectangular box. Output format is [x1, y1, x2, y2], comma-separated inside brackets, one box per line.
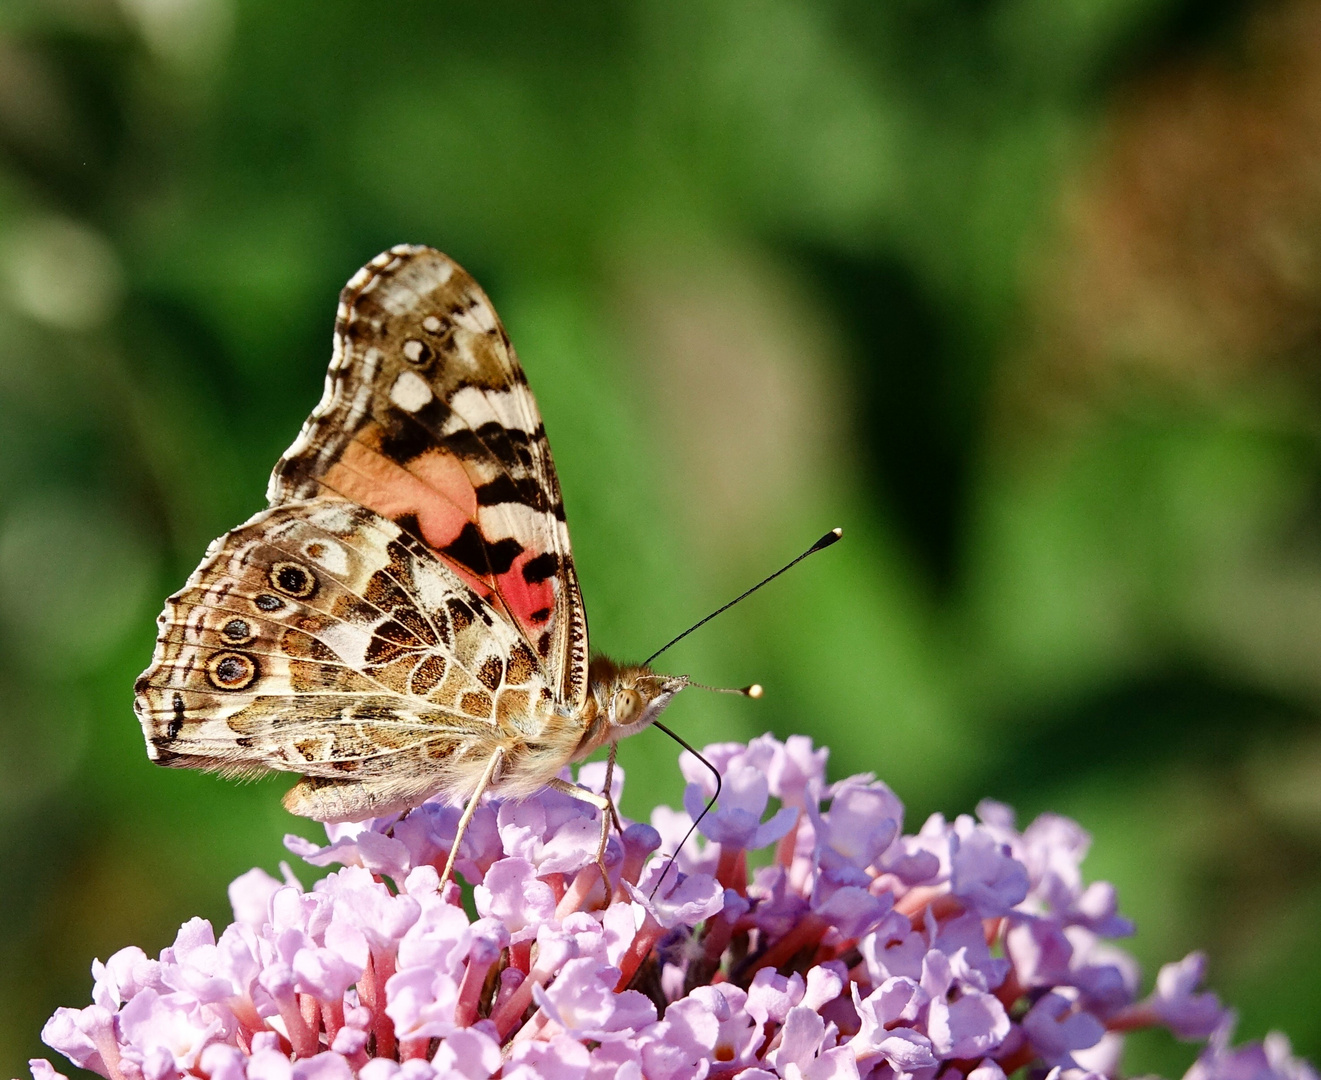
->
[2, 0, 1321, 1076]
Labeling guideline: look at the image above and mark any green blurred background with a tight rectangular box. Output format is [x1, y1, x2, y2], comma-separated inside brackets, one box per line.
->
[3, 0, 1321, 1075]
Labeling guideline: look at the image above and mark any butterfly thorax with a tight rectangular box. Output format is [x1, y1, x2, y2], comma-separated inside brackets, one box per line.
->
[477, 657, 681, 804]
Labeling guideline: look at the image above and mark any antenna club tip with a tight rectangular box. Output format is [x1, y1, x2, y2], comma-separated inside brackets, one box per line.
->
[810, 527, 844, 552]
[744, 683, 764, 699]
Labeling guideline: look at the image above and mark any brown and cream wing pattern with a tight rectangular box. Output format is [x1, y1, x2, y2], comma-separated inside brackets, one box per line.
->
[133, 500, 556, 821]
[267, 246, 588, 710]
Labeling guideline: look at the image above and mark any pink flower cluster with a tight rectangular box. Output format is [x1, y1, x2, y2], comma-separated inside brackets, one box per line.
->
[29, 735, 1317, 1080]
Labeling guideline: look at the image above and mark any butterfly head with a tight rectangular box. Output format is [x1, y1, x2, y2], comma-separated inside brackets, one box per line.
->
[584, 656, 687, 747]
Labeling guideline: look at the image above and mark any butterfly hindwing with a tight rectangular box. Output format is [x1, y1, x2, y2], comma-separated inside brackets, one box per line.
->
[134, 499, 560, 819]
[269, 246, 588, 709]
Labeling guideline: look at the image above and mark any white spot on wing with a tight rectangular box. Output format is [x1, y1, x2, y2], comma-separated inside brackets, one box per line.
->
[390, 370, 434, 413]
[309, 504, 357, 535]
[320, 620, 376, 669]
[264, 518, 301, 541]
[422, 315, 442, 333]
[343, 348, 380, 429]
[414, 558, 461, 614]
[378, 257, 455, 316]
[303, 538, 349, 576]
[477, 501, 554, 545]
[454, 301, 496, 333]
[443, 385, 538, 433]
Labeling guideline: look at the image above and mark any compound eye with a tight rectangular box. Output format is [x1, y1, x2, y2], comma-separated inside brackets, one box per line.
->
[613, 688, 644, 725]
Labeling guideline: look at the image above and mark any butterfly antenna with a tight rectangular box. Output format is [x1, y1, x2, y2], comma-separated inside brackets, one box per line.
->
[689, 680, 763, 698]
[638, 673, 763, 698]
[649, 719, 723, 899]
[642, 528, 843, 668]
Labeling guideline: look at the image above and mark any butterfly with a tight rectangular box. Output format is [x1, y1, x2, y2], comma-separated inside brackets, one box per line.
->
[133, 245, 688, 888]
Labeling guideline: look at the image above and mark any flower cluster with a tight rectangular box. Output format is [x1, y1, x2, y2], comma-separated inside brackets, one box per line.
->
[29, 735, 1317, 1080]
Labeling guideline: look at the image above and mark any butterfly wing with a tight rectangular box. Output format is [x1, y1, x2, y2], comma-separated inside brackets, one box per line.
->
[134, 246, 590, 820]
[269, 245, 588, 708]
[134, 500, 568, 820]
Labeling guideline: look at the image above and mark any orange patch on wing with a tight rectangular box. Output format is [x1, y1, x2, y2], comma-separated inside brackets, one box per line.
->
[323, 439, 475, 550]
[322, 434, 519, 638]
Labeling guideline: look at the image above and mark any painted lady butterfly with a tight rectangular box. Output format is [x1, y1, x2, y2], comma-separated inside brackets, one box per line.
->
[133, 246, 686, 883]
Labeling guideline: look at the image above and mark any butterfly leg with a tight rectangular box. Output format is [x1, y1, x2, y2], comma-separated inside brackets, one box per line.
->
[545, 774, 616, 898]
[439, 746, 505, 893]
[601, 742, 624, 835]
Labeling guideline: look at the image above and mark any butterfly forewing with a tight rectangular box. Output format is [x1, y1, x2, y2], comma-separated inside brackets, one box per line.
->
[134, 246, 592, 821]
[269, 246, 587, 707]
